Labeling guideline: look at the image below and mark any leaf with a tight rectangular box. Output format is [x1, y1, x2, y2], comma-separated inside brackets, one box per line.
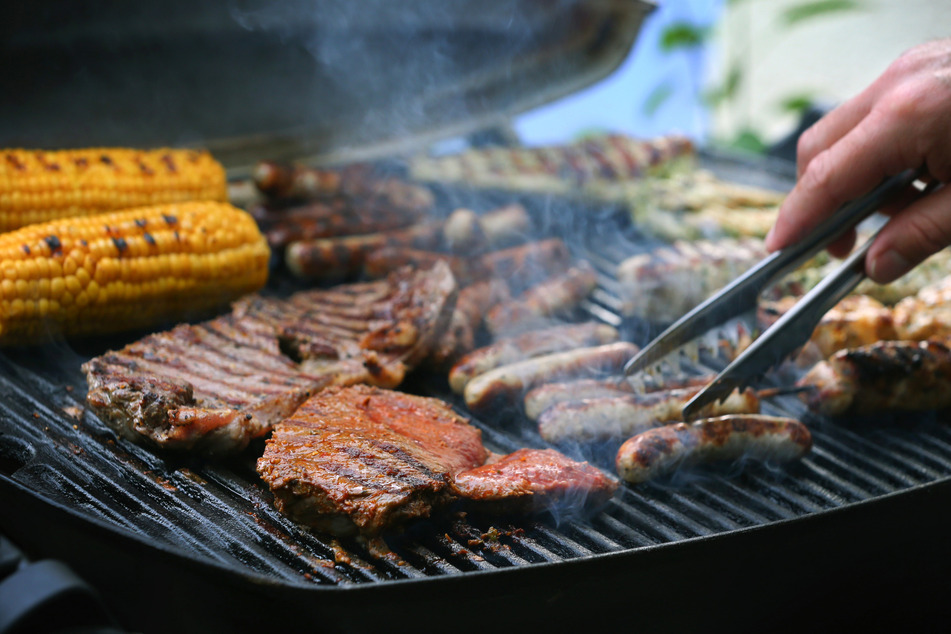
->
[659, 22, 710, 52]
[779, 93, 817, 115]
[781, 0, 864, 27]
[643, 82, 675, 117]
[703, 63, 743, 107]
[730, 129, 767, 154]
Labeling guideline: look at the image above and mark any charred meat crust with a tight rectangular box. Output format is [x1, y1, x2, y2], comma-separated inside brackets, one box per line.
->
[256, 385, 489, 536]
[83, 263, 457, 455]
[615, 414, 812, 484]
[451, 448, 618, 515]
[798, 339, 951, 416]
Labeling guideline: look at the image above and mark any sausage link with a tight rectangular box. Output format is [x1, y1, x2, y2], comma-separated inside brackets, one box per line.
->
[616, 414, 811, 484]
[449, 322, 620, 394]
[463, 341, 638, 413]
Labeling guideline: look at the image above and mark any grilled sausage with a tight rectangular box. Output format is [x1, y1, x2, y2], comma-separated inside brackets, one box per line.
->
[463, 341, 638, 413]
[443, 203, 531, 254]
[537, 387, 760, 444]
[485, 261, 599, 335]
[798, 339, 951, 416]
[363, 247, 478, 283]
[523, 374, 715, 421]
[448, 322, 620, 394]
[428, 279, 511, 368]
[615, 414, 812, 484]
[285, 222, 444, 280]
[478, 238, 572, 293]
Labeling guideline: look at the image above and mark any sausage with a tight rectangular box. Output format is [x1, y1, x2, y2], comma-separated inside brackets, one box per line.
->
[443, 204, 531, 255]
[537, 387, 760, 444]
[363, 247, 478, 283]
[462, 341, 638, 413]
[478, 238, 572, 293]
[615, 414, 812, 484]
[448, 322, 620, 394]
[523, 374, 715, 421]
[285, 222, 444, 280]
[428, 279, 511, 369]
[485, 261, 599, 335]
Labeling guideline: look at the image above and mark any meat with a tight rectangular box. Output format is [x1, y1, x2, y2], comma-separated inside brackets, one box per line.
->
[442, 203, 532, 254]
[616, 237, 773, 322]
[523, 374, 715, 421]
[83, 262, 457, 455]
[257, 385, 489, 536]
[893, 274, 951, 341]
[485, 261, 599, 335]
[797, 339, 951, 416]
[615, 414, 812, 484]
[428, 278, 511, 369]
[284, 222, 444, 280]
[537, 387, 760, 444]
[478, 238, 573, 293]
[463, 341, 639, 413]
[448, 322, 620, 394]
[363, 246, 477, 283]
[452, 448, 618, 515]
[759, 294, 897, 366]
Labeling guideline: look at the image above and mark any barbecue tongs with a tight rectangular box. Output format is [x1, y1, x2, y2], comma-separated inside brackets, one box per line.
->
[622, 167, 926, 419]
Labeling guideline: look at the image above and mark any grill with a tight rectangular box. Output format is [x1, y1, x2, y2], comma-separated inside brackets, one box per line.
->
[2, 154, 951, 632]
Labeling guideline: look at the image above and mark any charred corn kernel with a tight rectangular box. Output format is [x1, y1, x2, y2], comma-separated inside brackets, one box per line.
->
[0, 201, 269, 345]
[0, 148, 228, 231]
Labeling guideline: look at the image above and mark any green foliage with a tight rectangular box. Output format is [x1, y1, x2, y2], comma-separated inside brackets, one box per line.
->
[643, 82, 675, 117]
[703, 63, 742, 107]
[779, 93, 818, 115]
[659, 22, 711, 52]
[781, 0, 864, 27]
[729, 128, 768, 154]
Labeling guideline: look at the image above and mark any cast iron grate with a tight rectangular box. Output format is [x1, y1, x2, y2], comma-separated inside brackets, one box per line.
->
[2, 173, 951, 588]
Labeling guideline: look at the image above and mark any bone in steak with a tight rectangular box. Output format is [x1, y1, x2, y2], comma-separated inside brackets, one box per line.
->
[83, 262, 457, 455]
[452, 448, 618, 515]
[257, 385, 489, 536]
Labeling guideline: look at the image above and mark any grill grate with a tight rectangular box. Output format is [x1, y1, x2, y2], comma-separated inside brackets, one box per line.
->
[2, 182, 951, 594]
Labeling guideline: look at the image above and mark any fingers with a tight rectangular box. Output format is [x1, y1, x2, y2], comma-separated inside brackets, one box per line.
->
[766, 106, 910, 253]
[795, 90, 877, 179]
[868, 184, 951, 282]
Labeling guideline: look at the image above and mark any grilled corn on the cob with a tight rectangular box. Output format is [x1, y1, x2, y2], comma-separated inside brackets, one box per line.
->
[0, 201, 269, 345]
[0, 148, 228, 231]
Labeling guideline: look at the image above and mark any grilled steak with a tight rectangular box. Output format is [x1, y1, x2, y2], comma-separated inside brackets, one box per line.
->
[257, 385, 489, 536]
[84, 262, 457, 455]
[452, 448, 618, 515]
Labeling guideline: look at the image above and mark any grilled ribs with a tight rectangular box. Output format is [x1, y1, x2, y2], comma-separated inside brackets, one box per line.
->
[83, 262, 457, 455]
[257, 385, 489, 536]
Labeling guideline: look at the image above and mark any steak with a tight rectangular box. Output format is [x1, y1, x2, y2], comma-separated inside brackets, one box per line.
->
[452, 448, 618, 515]
[83, 262, 457, 455]
[256, 385, 489, 536]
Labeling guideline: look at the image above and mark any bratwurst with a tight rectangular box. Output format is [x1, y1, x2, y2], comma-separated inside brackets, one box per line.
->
[616, 414, 811, 484]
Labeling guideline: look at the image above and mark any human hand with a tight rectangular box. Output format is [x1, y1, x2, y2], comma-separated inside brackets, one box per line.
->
[765, 37, 951, 283]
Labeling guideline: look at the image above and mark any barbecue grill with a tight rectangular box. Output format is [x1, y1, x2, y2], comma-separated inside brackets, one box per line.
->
[3, 3, 951, 633]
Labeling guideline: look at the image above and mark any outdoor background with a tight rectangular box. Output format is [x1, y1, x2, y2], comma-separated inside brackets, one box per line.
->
[515, 0, 951, 153]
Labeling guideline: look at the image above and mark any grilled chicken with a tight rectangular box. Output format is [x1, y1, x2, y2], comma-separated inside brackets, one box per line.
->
[798, 339, 951, 416]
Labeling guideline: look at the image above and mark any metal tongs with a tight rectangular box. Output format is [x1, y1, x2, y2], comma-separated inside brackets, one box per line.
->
[622, 167, 927, 419]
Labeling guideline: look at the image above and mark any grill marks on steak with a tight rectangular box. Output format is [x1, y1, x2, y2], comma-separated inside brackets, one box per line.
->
[257, 385, 618, 536]
[83, 263, 457, 454]
[257, 385, 489, 536]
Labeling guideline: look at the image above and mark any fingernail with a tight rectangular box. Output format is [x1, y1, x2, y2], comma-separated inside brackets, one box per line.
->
[764, 226, 776, 250]
[870, 250, 911, 282]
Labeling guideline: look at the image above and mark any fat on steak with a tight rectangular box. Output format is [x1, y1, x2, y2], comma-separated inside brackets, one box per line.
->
[257, 385, 489, 536]
[83, 262, 457, 455]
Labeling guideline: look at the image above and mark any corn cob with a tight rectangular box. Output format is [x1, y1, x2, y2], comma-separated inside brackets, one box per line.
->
[0, 201, 270, 345]
[0, 148, 228, 231]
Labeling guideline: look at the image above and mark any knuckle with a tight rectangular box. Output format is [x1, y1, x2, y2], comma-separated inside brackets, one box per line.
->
[900, 212, 951, 259]
[799, 149, 838, 201]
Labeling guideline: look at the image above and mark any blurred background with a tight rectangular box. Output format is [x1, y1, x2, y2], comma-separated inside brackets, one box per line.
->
[517, 0, 951, 154]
